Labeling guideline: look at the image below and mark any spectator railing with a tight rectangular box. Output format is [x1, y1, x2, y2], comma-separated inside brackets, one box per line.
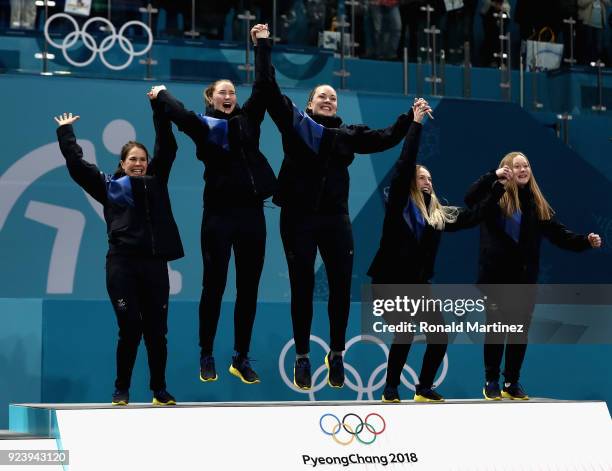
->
[0, 0, 609, 115]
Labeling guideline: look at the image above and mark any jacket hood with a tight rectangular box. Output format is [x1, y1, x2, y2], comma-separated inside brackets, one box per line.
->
[205, 103, 242, 120]
[306, 108, 343, 128]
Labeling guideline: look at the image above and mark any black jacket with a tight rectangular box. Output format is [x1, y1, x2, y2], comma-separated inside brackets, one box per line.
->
[261, 39, 414, 215]
[368, 124, 505, 283]
[465, 172, 591, 283]
[56, 100, 184, 261]
[155, 42, 276, 209]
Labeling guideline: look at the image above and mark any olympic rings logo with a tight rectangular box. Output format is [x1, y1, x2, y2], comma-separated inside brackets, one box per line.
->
[278, 335, 448, 400]
[44, 13, 153, 71]
[319, 412, 386, 446]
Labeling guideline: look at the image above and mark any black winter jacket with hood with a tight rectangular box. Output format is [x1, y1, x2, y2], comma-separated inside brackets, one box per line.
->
[56, 99, 184, 261]
[155, 41, 276, 209]
[464, 172, 591, 283]
[258, 39, 414, 215]
[368, 123, 505, 283]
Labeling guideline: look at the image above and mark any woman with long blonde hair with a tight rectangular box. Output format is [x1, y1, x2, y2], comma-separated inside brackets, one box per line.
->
[367, 101, 506, 403]
[466, 151, 601, 401]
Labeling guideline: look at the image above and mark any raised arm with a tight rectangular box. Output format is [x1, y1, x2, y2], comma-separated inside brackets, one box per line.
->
[258, 34, 299, 136]
[444, 181, 506, 232]
[464, 166, 512, 207]
[241, 24, 272, 124]
[258, 40, 332, 159]
[344, 107, 415, 155]
[54, 113, 107, 205]
[385, 101, 429, 211]
[146, 93, 178, 184]
[149, 86, 206, 144]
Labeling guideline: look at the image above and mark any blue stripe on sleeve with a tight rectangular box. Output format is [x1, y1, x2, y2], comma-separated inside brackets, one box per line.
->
[197, 114, 230, 151]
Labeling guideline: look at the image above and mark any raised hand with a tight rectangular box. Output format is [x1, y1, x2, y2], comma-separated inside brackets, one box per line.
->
[148, 85, 167, 100]
[412, 98, 433, 123]
[496, 165, 513, 184]
[251, 23, 269, 44]
[413, 97, 434, 121]
[587, 233, 602, 248]
[54, 112, 80, 126]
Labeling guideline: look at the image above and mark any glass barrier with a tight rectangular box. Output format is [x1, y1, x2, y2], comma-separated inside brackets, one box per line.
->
[0, 0, 609, 111]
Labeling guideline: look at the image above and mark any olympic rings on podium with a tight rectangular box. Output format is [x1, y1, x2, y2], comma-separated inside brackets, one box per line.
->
[319, 412, 386, 445]
[278, 334, 448, 400]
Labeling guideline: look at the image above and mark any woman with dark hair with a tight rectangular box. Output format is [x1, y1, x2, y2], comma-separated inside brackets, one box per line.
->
[261, 28, 416, 390]
[368, 99, 506, 403]
[148, 24, 276, 386]
[53, 94, 183, 406]
[465, 151, 601, 400]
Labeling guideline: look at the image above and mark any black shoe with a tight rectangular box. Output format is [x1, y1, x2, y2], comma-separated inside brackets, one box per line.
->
[229, 354, 260, 384]
[111, 389, 129, 406]
[483, 381, 502, 401]
[414, 385, 444, 402]
[152, 389, 176, 406]
[199, 355, 218, 382]
[382, 384, 400, 403]
[325, 352, 344, 388]
[502, 382, 529, 400]
[293, 357, 312, 390]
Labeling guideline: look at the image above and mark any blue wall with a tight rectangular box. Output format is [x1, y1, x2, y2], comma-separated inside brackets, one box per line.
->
[0, 299, 43, 429]
[1, 74, 610, 301]
[0, 73, 610, 428]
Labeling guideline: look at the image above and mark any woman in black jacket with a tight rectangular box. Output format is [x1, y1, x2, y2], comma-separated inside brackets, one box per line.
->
[465, 151, 601, 400]
[368, 100, 506, 403]
[54, 95, 183, 406]
[261, 28, 416, 391]
[148, 25, 276, 386]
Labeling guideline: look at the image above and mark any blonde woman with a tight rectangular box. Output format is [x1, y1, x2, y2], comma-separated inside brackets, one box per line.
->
[465, 151, 602, 401]
[368, 100, 506, 403]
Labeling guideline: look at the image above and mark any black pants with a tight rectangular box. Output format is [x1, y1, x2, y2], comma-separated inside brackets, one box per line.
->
[373, 281, 448, 389]
[280, 210, 354, 355]
[483, 293, 535, 384]
[106, 254, 170, 392]
[199, 206, 266, 357]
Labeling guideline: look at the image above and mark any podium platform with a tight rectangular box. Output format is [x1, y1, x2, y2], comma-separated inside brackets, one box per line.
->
[5, 399, 612, 470]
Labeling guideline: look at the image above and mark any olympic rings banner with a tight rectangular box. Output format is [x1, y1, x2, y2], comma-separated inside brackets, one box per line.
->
[44, 14, 153, 71]
[45, 401, 612, 470]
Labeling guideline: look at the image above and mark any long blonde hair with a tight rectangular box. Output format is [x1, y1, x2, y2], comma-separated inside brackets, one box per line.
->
[410, 165, 459, 230]
[498, 151, 553, 220]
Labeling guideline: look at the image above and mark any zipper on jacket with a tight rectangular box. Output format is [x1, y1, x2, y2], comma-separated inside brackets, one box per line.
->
[238, 120, 258, 197]
[143, 179, 156, 255]
[314, 133, 337, 212]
